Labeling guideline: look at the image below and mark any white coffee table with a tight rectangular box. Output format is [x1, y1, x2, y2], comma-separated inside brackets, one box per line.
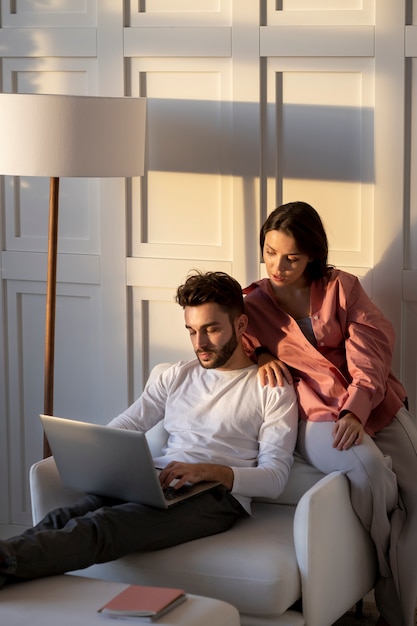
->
[1, 574, 241, 625]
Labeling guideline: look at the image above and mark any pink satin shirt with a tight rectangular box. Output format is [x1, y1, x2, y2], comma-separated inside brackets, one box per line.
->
[243, 269, 407, 436]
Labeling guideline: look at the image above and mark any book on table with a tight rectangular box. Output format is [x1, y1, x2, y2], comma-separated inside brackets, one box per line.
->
[98, 584, 187, 621]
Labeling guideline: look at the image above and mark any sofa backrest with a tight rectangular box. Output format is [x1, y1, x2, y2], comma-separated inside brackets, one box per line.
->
[255, 453, 325, 505]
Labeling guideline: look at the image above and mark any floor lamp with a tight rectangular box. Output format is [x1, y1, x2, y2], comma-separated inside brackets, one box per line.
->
[0, 93, 146, 457]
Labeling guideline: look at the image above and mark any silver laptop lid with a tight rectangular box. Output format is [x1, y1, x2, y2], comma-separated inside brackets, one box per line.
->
[39, 414, 219, 509]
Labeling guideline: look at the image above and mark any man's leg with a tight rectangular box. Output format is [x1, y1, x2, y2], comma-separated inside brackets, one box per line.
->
[17, 493, 110, 537]
[0, 486, 245, 581]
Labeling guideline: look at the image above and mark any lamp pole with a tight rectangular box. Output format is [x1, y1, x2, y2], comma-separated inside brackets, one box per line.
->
[43, 176, 60, 457]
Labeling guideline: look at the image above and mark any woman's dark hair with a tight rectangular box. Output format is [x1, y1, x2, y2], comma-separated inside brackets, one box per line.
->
[260, 201, 329, 280]
[176, 270, 244, 321]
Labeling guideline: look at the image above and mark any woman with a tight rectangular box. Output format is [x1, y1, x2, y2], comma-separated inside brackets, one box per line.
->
[242, 201, 417, 626]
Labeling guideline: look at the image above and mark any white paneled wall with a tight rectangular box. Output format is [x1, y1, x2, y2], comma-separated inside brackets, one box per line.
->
[0, 0, 416, 531]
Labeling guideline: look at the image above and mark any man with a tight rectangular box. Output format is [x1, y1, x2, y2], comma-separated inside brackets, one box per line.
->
[0, 271, 298, 584]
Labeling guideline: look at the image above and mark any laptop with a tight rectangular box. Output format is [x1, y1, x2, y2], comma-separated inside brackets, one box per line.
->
[39, 414, 220, 509]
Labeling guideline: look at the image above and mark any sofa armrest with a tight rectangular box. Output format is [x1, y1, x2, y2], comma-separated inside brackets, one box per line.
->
[30, 456, 84, 525]
[294, 471, 377, 626]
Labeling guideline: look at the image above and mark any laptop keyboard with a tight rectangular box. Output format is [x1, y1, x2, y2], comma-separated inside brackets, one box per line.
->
[163, 485, 191, 501]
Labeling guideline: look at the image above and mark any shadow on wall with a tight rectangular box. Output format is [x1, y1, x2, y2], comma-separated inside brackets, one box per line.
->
[141, 97, 375, 282]
[144, 99, 374, 181]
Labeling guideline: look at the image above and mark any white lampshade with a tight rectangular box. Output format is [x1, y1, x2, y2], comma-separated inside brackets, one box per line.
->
[0, 93, 146, 178]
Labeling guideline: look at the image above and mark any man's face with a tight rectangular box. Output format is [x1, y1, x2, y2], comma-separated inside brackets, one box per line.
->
[184, 302, 240, 370]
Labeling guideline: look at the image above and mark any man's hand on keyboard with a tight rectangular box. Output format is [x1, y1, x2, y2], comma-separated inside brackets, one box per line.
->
[159, 461, 234, 491]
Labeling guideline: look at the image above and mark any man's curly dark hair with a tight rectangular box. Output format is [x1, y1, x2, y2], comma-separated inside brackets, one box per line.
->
[176, 271, 244, 321]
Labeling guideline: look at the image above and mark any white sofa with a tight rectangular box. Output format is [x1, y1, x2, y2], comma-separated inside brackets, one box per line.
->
[30, 365, 378, 626]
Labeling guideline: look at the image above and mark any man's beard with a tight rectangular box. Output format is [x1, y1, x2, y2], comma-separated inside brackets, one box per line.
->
[196, 331, 239, 369]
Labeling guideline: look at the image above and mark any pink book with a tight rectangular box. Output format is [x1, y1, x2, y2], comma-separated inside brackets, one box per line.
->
[98, 584, 186, 621]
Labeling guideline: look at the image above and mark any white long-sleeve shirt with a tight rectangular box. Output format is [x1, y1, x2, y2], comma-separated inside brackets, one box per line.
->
[108, 360, 298, 514]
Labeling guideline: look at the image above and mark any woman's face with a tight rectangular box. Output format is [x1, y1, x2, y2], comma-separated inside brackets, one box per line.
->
[263, 230, 311, 289]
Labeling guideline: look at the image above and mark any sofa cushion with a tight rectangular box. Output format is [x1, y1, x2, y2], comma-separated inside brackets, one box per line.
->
[73, 502, 300, 617]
